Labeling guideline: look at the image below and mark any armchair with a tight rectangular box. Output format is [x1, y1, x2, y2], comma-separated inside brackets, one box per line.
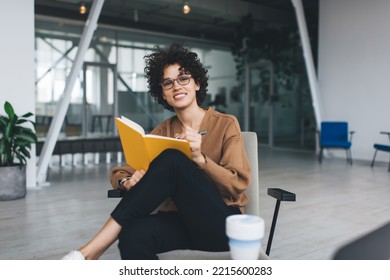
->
[317, 121, 355, 165]
[107, 131, 296, 258]
[370, 131, 390, 172]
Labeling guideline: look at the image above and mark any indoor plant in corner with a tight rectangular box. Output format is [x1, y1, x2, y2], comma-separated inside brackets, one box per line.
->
[0, 101, 37, 200]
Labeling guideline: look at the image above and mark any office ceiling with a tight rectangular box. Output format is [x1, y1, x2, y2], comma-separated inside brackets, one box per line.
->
[35, 0, 319, 45]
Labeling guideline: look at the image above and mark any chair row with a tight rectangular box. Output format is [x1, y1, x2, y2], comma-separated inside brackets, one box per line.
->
[36, 136, 123, 166]
[317, 122, 390, 171]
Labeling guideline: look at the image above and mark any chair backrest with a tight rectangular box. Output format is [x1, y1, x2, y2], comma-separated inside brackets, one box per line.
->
[321, 121, 349, 143]
[242, 131, 260, 216]
[158, 131, 264, 260]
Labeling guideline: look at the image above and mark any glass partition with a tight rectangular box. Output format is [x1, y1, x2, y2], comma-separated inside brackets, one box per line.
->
[35, 16, 315, 151]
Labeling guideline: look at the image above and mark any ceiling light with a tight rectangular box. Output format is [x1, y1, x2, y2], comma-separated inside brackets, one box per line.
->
[183, 2, 191, 15]
[79, 3, 87, 14]
[99, 36, 108, 43]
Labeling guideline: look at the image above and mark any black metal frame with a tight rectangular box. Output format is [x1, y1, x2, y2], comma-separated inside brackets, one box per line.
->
[265, 188, 296, 255]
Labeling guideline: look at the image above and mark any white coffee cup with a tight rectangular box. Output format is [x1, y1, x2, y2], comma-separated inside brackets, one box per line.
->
[226, 214, 265, 260]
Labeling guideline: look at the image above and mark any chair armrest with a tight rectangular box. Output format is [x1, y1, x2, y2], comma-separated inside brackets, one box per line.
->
[379, 131, 390, 142]
[267, 188, 296, 201]
[349, 131, 355, 142]
[111, 187, 298, 202]
[107, 189, 125, 198]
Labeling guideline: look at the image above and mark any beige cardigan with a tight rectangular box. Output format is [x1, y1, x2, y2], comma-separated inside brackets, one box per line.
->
[110, 107, 251, 210]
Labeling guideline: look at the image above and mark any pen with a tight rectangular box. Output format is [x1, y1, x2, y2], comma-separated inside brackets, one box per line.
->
[176, 131, 207, 139]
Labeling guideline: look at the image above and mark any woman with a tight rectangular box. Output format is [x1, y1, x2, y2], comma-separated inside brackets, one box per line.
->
[62, 42, 251, 260]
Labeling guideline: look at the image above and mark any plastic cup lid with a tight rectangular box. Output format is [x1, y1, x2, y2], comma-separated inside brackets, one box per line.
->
[226, 214, 265, 240]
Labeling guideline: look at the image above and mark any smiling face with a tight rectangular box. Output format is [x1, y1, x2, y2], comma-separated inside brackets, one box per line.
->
[162, 63, 200, 111]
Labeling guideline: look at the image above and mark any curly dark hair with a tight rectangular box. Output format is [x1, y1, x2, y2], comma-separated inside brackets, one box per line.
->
[144, 42, 208, 112]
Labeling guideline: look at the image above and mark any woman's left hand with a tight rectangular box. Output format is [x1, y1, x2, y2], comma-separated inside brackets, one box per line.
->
[175, 127, 206, 165]
[122, 169, 146, 190]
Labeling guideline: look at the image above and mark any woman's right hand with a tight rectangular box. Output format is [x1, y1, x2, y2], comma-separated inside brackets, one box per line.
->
[122, 170, 146, 190]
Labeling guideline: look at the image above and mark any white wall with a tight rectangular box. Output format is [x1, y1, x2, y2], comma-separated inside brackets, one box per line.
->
[0, 1, 36, 187]
[318, 0, 390, 161]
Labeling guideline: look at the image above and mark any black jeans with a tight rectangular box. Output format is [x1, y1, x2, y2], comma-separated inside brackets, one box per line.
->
[111, 149, 241, 260]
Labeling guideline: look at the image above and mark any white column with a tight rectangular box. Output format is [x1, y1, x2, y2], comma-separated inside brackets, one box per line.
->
[291, 0, 322, 130]
[36, 0, 105, 186]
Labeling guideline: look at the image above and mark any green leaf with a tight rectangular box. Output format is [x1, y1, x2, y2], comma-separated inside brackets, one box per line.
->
[14, 130, 37, 144]
[21, 112, 33, 118]
[0, 116, 8, 127]
[19, 146, 31, 159]
[4, 101, 15, 119]
[4, 122, 13, 139]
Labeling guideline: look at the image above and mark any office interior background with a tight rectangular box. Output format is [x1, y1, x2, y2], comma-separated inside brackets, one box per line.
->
[0, 0, 389, 260]
[2, 0, 390, 186]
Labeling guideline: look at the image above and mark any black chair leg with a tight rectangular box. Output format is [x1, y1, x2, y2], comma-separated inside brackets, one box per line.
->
[318, 148, 323, 163]
[388, 154, 390, 172]
[266, 188, 296, 256]
[347, 149, 353, 165]
[371, 150, 378, 168]
[350, 150, 353, 165]
[266, 200, 280, 256]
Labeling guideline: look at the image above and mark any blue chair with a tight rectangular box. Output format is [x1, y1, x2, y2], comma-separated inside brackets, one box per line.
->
[371, 131, 390, 172]
[318, 121, 355, 164]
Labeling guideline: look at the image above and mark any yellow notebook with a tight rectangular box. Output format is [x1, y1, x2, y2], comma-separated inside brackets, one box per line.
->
[115, 116, 191, 170]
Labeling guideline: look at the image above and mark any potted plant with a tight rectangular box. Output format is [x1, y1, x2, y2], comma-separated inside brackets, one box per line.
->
[0, 101, 37, 200]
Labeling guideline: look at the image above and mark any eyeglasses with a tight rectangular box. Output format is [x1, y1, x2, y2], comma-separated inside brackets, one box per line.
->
[160, 75, 192, 90]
